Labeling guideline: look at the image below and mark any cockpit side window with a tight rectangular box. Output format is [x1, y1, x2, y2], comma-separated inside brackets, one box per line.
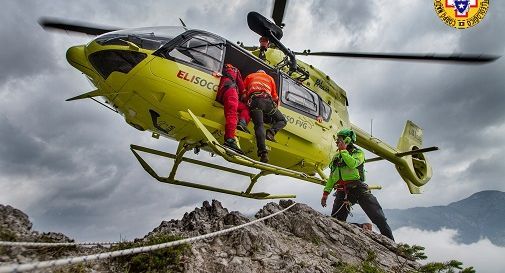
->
[320, 100, 332, 121]
[167, 34, 224, 72]
[280, 74, 332, 121]
[281, 75, 319, 117]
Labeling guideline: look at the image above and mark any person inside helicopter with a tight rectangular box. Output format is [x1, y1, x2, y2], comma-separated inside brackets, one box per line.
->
[242, 69, 287, 163]
[258, 36, 270, 61]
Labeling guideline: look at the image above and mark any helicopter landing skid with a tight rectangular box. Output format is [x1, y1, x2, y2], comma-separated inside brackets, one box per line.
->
[130, 143, 289, 199]
[129, 109, 326, 199]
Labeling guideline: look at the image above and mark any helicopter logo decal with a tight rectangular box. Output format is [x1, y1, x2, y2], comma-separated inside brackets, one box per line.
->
[453, 0, 471, 15]
[434, 0, 489, 29]
[284, 114, 314, 130]
[177, 70, 218, 92]
[314, 79, 330, 93]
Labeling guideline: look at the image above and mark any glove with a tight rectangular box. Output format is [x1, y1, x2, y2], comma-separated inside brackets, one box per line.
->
[337, 140, 347, 151]
[321, 192, 329, 207]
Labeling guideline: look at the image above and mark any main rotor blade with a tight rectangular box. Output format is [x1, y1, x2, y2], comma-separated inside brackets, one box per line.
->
[272, 0, 288, 27]
[39, 17, 119, 36]
[293, 51, 500, 64]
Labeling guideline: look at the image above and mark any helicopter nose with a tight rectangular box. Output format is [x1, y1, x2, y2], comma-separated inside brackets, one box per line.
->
[66, 45, 95, 76]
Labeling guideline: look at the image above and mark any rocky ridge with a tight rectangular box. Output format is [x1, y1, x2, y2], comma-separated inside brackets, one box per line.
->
[0, 205, 86, 266]
[0, 201, 419, 272]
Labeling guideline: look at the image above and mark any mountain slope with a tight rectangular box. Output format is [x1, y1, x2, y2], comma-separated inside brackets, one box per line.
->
[1, 201, 420, 273]
[384, 190, 505, 246]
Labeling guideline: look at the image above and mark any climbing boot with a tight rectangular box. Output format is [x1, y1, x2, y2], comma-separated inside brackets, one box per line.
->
[259, 151, 269, 163]
[266, 129, 276, 142]
[236, 119, 251, 134]
[223, 138, 244, 155]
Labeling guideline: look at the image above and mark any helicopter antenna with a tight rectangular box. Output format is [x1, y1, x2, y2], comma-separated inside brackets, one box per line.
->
[179, 18, 188, 28]
[370, 119, 373, 138]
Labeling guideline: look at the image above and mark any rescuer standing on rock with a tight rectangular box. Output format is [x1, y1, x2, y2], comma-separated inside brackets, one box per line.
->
[321, 128, 395, 241]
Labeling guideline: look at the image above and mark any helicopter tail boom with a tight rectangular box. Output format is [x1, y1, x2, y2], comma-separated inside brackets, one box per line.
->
[352, 121, 435, 194]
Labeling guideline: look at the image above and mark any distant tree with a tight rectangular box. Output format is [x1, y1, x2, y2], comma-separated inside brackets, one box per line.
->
[393, 244, 475, 273]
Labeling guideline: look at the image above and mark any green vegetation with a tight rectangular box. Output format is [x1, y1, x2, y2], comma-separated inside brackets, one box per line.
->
[110, 234, 190, 273]
[334, 251, 386, 273]
[311, 235, 322, 245]
[0, 227, 17, 241]
[418, 260, 475, 273]
[395, 243, 428, 261]
[53, 264, 88, 273]
[394, 243, 475, 273]
[333, 245, 475, 273]
[34, 233, 78, 259]
[0, 227, 17, 256]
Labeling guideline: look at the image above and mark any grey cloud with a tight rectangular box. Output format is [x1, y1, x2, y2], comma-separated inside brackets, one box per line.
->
[0, 2, 58, 82]
[457, 3, 505, 53]
[460, 153, 505, 189]
[0, 115, 79, 176]
[309, 1, 378, 35]
[395, 227, 505, 273]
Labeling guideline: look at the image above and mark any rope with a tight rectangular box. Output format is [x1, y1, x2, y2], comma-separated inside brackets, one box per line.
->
[331, 190, 353, 218]
[331, 200, 352, 217]
[0, 241, 118, 247]
[0, 202, 296, 273]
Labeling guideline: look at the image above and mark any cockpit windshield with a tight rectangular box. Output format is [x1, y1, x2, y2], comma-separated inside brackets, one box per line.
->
[94, 26, 187, 51]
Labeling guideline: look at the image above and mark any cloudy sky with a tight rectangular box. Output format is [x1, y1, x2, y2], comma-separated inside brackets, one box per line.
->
[1, 0, 504, 271]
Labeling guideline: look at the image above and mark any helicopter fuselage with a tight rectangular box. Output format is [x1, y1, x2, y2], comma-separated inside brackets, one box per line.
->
[66, 27, 352, 175]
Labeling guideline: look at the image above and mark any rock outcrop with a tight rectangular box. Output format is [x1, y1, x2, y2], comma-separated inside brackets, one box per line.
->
[0, 205, 77, 265]
[0, 201, 419, 272]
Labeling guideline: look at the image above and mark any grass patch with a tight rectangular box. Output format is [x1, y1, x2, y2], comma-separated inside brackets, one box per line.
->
[110, 234, 190, 273]
[53, 264, 88, 273]
[334, 251, 386, 273]
[0, 227, 17, 255]
[0, 227, 17, 241]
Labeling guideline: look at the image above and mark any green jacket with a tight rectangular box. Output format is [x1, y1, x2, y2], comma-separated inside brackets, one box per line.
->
[323, 147, 365, 193]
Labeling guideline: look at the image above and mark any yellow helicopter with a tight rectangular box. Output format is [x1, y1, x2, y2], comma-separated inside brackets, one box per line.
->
[39, 2, 498, 200]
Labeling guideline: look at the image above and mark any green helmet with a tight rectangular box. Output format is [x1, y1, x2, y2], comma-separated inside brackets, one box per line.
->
[336, 128, 356, 144]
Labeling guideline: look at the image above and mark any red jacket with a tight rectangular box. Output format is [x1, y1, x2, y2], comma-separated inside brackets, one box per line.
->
[243, 71, 278, 102]
[216, 64, 245, 103]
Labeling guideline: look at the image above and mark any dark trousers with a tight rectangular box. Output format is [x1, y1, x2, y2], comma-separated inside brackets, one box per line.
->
[331, 182, 395, 241]
[249, 96, 287, 155]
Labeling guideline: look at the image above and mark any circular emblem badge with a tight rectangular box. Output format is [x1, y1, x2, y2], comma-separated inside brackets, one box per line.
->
[434, 0, 489, 29]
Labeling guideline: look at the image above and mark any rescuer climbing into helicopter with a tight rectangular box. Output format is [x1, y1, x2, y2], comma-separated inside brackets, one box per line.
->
[216, 63, 251, 154]
[243, 69, 287, 163]
[321, 129, 395, 241]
